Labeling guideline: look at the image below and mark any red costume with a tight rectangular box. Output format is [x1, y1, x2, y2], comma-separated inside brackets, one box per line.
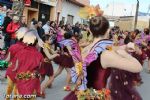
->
[5, 42, 26, 82]
[15, 46, 43, 95]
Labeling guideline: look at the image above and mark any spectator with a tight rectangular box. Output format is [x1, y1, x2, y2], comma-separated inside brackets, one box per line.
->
[30, 20, 44, 48]
[6, 15, 20, 46]
[37, 21, 45, 39]
[20, 16, 27, 27]
[42, 21, 50, 35]
[30, 20, 38, 33]
[50, 21, 56, 35]
[2, 11, 12, 48]
[73, 22, 81, 35]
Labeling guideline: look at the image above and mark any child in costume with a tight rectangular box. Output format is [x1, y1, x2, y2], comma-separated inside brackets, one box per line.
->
[40, 34, 59, 96]
[5, 27, 28, 100]
[13, 30, 43, 100]
[53, 33, 76, 91]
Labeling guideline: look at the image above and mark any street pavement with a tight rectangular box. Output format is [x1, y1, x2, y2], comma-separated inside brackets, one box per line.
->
[0, 36, 150, 100]
[1, 61, 150, 100]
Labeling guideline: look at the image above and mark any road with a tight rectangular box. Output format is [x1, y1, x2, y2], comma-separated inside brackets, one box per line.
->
[0, 62, 150, 100]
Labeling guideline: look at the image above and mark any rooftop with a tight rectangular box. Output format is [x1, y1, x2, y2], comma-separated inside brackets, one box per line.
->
[69, 0, 90, 7]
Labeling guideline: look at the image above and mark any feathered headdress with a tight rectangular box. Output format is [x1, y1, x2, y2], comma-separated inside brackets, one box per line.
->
[78, 4, 104, 19]
[16, 27, 28, 40]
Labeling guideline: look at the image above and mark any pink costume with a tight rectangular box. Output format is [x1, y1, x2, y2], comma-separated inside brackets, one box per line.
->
[56, 30, 63, 42]
[53, 39, 79, 68]
[64, 39, 113, 100]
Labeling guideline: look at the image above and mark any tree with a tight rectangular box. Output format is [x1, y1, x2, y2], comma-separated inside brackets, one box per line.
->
[12, 0, 25, 20]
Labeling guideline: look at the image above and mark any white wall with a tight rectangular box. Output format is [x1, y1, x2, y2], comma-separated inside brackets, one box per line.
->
[59, 0, 82, 25]
[104, 3, 136, 16]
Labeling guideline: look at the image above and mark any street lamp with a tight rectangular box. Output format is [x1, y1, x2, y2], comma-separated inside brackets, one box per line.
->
[134, 0, 139, 30]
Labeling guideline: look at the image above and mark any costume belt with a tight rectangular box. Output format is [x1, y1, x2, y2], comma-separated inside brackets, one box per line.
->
[16, 71, 40, 80]
[75, 62, 83, 76]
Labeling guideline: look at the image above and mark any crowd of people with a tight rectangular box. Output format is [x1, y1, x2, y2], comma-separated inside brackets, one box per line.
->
[0, 10, 150, 100]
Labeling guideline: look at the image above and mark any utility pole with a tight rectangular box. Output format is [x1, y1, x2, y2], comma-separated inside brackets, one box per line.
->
[134, 0, 139, 30]
[148, 4, 150, 31]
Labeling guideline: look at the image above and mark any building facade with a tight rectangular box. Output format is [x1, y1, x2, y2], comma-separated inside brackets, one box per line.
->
[23, 0, 57, 25]
[56, 0, 90, 25]
[115, 16, 149, 31]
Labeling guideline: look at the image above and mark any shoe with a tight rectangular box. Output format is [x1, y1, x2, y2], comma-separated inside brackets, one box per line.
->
[147, 70, 150, 74]
[48, 84, 52, 88]
[37, 91, 45, 98]
[64, 85, 71, 91]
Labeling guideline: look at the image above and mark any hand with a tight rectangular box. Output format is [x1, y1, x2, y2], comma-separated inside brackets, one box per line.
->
[141, 41, 147, 47]
[64, 52, 69, 56]
[44, 58, 49, 62]
[54, 54, 60, 57]
[66, 46, 72, 51]
[74, 73, 84, 91]
[38, 39, 44, 48]
[126, 42, 135, 53]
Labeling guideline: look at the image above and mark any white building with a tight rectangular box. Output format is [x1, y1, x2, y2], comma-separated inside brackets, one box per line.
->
[56, 0, 90, 25]
[103, 2, 136, 16]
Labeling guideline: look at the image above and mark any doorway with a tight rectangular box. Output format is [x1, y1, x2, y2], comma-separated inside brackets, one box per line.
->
[27, 9, 38, 26]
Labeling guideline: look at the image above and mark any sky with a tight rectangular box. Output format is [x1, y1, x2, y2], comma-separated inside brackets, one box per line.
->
[90, 0, 150, 16]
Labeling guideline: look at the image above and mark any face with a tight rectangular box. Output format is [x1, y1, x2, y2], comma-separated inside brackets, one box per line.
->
[13, 20, 19, 23]
[38, 22, 42, 27]
[58, 27, 61, 30]
[34, 24, 38, 28]
[21, 17, 26, 23]
[47, 21, 50, 26]
[62, 26, 65, 30]
[7, 12, 11, 17]
[48, 36, 53, 44]
[51, 22, 55, 27]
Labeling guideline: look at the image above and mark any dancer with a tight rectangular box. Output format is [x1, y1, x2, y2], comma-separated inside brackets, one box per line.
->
[40, 34, 59, 95]
[53, 33, 79, 91]
[13, 30, 43, 100]
[79, 25, 93, 48]
[142, 28, 150, 72]
[64, 15, 142, 100]
[5, 27, 28, 100]
[109, 37, 143, 100]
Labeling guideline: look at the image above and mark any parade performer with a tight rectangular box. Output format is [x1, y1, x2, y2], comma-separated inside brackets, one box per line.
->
[142, 28, 150, 72]
[40, 34, 60, 96]
[54, 33, 81, 91]
[109, 39, 143, 100]
[13, 30, 43, 100]
[134, 28, 150, 72]
[64, 5, 142, 100]
[79, 25, 93, 48]
[5, 27, 28, 100]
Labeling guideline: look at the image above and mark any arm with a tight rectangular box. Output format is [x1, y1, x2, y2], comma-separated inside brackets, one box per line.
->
[5, 52, 10, 62]
[101, 50, 142, 73]
[43, 47, 59, 60]
[6, 23, 15, 34]
[50, 48, 57, 54]
[12, 59, 19, 71]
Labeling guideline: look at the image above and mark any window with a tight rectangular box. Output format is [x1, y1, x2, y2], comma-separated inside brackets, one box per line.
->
[31, 0, 38, 8]
[67, 15, 74, 25]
